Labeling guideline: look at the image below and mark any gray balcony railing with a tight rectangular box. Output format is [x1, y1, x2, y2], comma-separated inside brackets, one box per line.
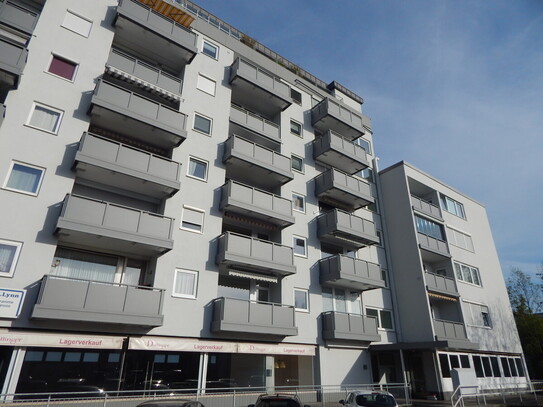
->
[230, 57, 290, 99]
[56, 194, 174, 254]
[229, 104, 281, 144]
[434, 319, 468, 341]
[314, 168, 374, 210]
[117, 0, 197, 63]
[224, 135, 293, 188]
[32, 275, 164, 327]
[220, 180, 294, 228]
[319, 254, 385, 291]
[75, 132, 181, 197]
[0, 35, 28, 78]
[0, 0, 40, 34]
[417, 232, 450, 257]
[313, 130, 369, 174]
[317, 209, 379, 249]
[106, 48, 183, 97]
[322, 311, 380, 342]
[311, 97, 365, 140]
[216, 232, 296, 277]
[425, 271, 458, 296]
[212, 297, 297, 336]
[411, 195, 443, 220]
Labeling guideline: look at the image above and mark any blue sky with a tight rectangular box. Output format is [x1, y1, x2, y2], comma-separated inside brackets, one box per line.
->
[194, 0, 543, 277]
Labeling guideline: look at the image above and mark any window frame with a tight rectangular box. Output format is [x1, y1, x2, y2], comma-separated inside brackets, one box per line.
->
[202, 40, 219, 59]
[291, 154, 304, 173]
[26, 102, 64, 134]
[193, 113, 212, 136]
[454, 261, 482, 287]
[294, 288, 309, 312]
[355, 137, 372, 155]
[172, 268, 199, 299]
[187, 156, 208, 182]
[440, 193, 466, 219]
[290, 119, 302, 137]
[46, 54, 79, 82]
[61, 9, 93, 38]
[180, 205, 205, 234]
[0, 239, 23, 277]
[365, 307, 394, 331]
[3, 161, 45, 196]
[292, 235, 307, 258]
[196, 73, 216, 96]
[447, 226, 474, 252]
[291, 192, 306, 213]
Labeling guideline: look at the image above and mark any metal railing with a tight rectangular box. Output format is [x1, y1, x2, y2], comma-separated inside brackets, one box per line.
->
[2, 383, 411, 407]
[451, 381, 542, 407]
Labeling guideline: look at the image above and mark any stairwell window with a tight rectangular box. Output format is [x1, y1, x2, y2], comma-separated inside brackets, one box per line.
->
[440, 193, 466, 219]
[3, 162, 45, 196]
[173, 269, 198, 299]
[180, 206, 204, 233]
[47, 54, 78, 81]
[291, 155, 304, 173]
[27, 103, 63, 134]
[292, 193, 305, 213]
[202, 40, 218, 59]
[294, 288, 309, 312]
[0, 239, 23, 277]
[293, 236, 307, 257]
[193, 113, 212, 135]
[187, 157, 208, 181]
[290, 120, 302, 137]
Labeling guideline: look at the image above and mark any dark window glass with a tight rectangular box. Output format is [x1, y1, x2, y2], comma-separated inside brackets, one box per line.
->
[509, 358, 518, 376]
[473, 356, 484, 377]
[415, 215, 445, 240]
[490, 357, 501, 377]
[515, 358, 525, 377]
[501, 357, 511, 377]
[291, 89, 302, 104]
[460, 355, 470, 368]
[482, 357, 492, 377]
[439, 354, 451, 378]
[449, 355, 460, 369]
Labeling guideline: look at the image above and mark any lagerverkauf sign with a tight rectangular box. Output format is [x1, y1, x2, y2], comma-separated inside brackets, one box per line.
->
[0, 288, 25, 318]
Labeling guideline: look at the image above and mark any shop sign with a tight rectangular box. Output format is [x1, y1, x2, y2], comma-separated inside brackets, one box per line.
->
[129, 337, 237, 353]
[0, 331, 124, 349]
[0, 288, 25, 318]
[238, 342, 316, 356]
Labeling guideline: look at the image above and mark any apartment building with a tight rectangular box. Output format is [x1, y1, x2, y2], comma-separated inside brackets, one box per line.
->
[0, 0, 526, 399]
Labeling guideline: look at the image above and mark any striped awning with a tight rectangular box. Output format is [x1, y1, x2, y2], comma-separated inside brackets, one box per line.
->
[228, 269, 278, 283]
[428, 292, 458, 302]
[137, 0, 195, 27]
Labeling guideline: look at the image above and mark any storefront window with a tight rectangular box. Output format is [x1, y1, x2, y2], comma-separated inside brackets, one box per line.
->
[206, 353, 265, 389]
[274, 355, 313, 387]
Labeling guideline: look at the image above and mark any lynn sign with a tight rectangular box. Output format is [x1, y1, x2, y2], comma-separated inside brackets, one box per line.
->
[0, 288, 25, 318]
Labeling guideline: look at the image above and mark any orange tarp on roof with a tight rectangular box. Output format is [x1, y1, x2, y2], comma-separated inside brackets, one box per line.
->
[138, 0, 195, 27]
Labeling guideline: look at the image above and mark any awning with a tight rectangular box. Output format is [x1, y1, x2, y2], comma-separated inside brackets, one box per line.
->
[228, 269, 278, 283]
[137, 0, 195, 27]
[428, 292, 458, 302]
[0, 330, 124, 349]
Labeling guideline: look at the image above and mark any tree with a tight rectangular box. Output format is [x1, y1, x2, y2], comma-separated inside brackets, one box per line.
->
[507, 267, 543, 313]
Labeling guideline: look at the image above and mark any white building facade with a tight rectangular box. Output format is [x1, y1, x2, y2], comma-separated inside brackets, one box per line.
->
[0, 0, 526, 398]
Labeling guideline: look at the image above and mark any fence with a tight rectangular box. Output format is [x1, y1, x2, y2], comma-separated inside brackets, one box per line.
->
[451, 380, 543, 407]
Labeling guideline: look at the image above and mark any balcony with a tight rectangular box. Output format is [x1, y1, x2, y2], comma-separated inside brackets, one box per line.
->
[322, 312, 380, 342]
[311, 97, 365, 140]
[433, 319, 477, 349]
[0, 0, 40, 35]
[411, 195, 443, 221]
[89, 79, 187, 150]
[106, 48, 183, 99]
[229, 57, 292, 117]
[220, 180, 294, 228]
[114, 0, 197, 73]
[211, 297, 297, 337]
[32, 275, 164, 327]
[425, 271, 459, 297]
[56, 194, 174, 256]
[319, 255, 385, 291]
[0, 35, 27, 89]
[74, 132, 181, 198]
[216, 232, 296, 278]
[313, 130, 369, 174]
[417, 232, 450, 259]
[314, 168, 374, 211]
[223, 135, 293, 190]
[0, 104, 4, 128]
[317, 209, 379, 250]
[229, 104, 281, 149]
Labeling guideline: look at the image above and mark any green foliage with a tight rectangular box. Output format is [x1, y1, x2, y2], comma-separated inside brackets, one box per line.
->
[507, 267, 543, 313]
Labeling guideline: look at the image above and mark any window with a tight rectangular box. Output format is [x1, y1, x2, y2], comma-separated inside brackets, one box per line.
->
[447, 227, 474, 252]
[291, 155, 304, 173]
[293, 236, 307, 257]
[358, 167, 374, 182]
[439, 354, 451, 378]
[290, 120, 302, 137]
[376, 230, 383, 246]
[187, 157, 208, 181]
[490, 357, 501, 377]
[292, 193, 305, 213]
[3, 162, 45, 195]
[193, 113, 212, 135]
[0, 239, 22, 277]
[294, 289, 309, 312]
[460, 355, 470, 368]
[465, 301, 492, 328]
[202, 40, 218, 59]
[440, 194, 466, 219]
[181, 206, 204, 233]
[291, 88, 302, 104]
[381, 269, 388, 287]
[473, 356, 484, 377]
[322, 287, 361, 314]
[50, 247, 145, 285]
[27, 103, 63, 134]
[197, 73, 216, 96]
[355, 137, 372, 155]
[515, 358, 525, 376]
[454, 261, 482, 286]
[61, 10, 92, 37]
[47, 55, 78, 81]
[415, 215, 445, 240]
[173, 269, 198, 299]
[366, 307, 394, 330]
